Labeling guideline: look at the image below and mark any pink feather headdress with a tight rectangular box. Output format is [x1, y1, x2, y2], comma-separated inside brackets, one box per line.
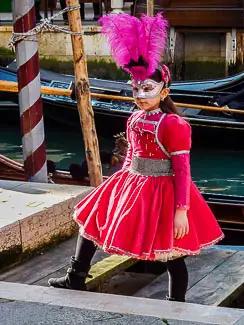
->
[99, 13, 168, 81]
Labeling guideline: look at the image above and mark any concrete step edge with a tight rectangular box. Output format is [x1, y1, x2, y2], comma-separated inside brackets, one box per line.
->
[0, 282, 244, 325]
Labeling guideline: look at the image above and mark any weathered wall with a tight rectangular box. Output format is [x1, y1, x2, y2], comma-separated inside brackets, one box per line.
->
[184, 32, 226, 62]
[0, 25, 243, 80]
[0, 25, 111, 61]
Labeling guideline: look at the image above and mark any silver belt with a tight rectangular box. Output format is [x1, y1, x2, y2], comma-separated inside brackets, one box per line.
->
[129, 156, 173, 177]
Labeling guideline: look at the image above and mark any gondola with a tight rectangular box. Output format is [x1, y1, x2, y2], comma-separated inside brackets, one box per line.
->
[1, 66, 244, 149]
[1, 153, 244, 233]
[6, 60, 244, 93]
[0, 154, 86, 186]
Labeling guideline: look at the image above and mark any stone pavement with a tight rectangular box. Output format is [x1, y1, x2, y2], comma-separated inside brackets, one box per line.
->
[0, 300, 224, 325]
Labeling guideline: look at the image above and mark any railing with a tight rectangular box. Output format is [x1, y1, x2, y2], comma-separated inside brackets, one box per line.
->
[1, 79, 244, 116]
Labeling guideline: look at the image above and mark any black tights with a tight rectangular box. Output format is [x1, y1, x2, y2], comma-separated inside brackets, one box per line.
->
[74, 235, 188, 301]
[166, 257, 188, 301]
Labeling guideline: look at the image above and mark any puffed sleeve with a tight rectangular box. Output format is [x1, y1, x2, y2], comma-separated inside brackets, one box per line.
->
[163, 115, 192, 210]
[122, 115, 134, 169]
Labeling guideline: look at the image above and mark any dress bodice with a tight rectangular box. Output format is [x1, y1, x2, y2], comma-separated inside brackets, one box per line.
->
[123, 108, 192, 210]
[129, 109, 170, 159]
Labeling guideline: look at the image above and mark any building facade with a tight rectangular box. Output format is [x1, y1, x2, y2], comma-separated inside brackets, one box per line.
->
[135, 0, 244, 79]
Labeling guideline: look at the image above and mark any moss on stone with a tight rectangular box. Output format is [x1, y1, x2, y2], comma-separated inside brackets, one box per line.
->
[87, 59, 128, 80]
[0, 227, 78, 273]
[39, 57, 129, 80]
[0, 49, 129, 80]
[0, 245, 22, 271]
[0, 47, 14, 56]
[0, 47, 15, 66]
[1, 47, 242, 81]
[228, 59, 244, 75]
[183, 60, 226, 80]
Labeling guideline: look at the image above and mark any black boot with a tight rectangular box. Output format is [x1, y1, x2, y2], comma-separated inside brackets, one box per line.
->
[48, 256, 90, 290]
[48, 235, 96, 290]
[166, 295, 185, 302]
[166, 295, 175, 301]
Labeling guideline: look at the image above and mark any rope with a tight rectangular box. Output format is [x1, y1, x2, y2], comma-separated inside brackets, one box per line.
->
[10, 5, 84, 49]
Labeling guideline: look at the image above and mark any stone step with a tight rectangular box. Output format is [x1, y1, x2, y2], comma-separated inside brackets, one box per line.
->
[0, 282, 244, 325]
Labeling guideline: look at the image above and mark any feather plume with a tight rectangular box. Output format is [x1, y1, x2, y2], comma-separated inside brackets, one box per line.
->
[99, 14, 143, 73]
[99, 13, 168, 81]
[140, 13, 168, 78]
[129, 66, 148, 82]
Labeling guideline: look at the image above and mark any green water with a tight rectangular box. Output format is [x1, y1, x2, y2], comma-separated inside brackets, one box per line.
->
[1, 125, 244, 197]
[191, 149, 244, 196]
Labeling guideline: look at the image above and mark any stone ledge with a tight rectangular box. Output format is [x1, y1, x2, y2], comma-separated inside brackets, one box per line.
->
[0, 180, 93, 266]
[0, 282, 244, 325]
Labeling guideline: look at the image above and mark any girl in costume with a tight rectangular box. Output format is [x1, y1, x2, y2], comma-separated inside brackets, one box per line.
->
[48, 13, 224, 302]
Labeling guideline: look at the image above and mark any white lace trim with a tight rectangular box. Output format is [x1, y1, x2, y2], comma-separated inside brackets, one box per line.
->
[136, 119, 157, 125]
[143, 108, 162, 115]
[155, 113, 171, 158]
[171, 150, 190, 156]
[75, 218, 224, 262]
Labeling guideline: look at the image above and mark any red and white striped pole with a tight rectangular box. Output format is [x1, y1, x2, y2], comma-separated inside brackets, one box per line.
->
[13, 0, 47, 182]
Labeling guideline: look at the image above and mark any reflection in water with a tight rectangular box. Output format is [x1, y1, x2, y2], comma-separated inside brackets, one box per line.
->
[191, 148, 244, 196]
[1, 125, 244, 197]
[0, 124, 113, 167]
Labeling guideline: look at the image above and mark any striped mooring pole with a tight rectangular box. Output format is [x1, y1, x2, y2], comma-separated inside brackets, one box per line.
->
[13, 0, 47, 182]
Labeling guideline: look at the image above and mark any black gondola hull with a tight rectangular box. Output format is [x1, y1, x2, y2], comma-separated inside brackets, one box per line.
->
[1, 90, 244, 149]
[42, 99, 244, 149]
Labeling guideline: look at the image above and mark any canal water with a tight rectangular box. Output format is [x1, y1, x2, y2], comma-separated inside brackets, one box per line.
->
[1, 123, 244, 198]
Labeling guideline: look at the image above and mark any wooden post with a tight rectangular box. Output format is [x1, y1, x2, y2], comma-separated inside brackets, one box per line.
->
[237, 31, 244, 65]
[147, 0, 154, 16]
[66, 0, 103, 187]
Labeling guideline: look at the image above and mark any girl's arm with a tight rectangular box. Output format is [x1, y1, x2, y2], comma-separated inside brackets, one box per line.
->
[171, 153, 191, 210]
[163, 115, 192, 210]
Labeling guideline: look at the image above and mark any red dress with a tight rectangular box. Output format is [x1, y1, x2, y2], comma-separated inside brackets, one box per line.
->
[74, 109, 224, 261]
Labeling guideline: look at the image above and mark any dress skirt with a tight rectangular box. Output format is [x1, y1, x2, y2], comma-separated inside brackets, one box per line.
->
[74, 168, 224, 261]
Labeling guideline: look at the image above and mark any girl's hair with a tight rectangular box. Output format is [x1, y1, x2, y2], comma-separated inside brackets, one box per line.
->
[149, 69, 182, 116]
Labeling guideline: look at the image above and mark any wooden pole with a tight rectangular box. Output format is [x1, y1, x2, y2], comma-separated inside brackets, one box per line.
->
[147, 0, 154, 16]
[2, 79, 244, 115]
[66, 0, 103, 187]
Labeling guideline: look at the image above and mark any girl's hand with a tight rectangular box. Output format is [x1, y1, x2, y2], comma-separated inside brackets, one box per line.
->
[174, 209, 189, 239]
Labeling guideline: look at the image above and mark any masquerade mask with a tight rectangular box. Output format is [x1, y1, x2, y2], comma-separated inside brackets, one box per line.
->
[132, 79, 164, 99]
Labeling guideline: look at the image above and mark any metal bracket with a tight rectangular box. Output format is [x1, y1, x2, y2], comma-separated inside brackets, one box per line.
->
[169, 27, 176, 63]
[231, 28, 237, 64]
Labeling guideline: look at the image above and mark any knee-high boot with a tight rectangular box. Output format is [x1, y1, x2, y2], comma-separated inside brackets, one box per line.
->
[48, 235, 96, 290]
